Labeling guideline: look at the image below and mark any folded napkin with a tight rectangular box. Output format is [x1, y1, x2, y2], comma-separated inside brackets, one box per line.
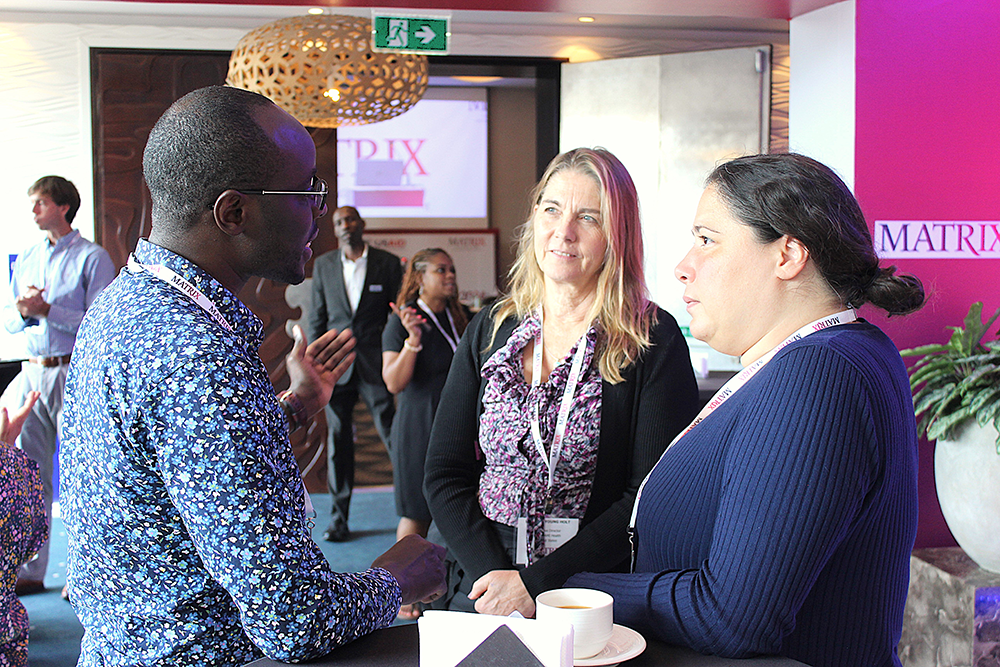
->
[418, 610, 573, 667]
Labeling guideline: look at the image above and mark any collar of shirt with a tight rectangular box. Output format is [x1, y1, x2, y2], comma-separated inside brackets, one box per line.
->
[341, 244, 369, 313]
[483, 312, 601, 387]
[341, 243, 368, 266]
[133, 239, 264, 349]
[47, 228, 81, 251]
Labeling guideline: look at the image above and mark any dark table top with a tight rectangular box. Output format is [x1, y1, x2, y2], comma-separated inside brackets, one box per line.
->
[246, 623, 808, 667]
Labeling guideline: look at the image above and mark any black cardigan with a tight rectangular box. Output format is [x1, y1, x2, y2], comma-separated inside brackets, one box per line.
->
[424, 306, 700, 596]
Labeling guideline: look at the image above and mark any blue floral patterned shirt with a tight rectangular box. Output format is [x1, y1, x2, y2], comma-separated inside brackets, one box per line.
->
[61, 240, 401, 667]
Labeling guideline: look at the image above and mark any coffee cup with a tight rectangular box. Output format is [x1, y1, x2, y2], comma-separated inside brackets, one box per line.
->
[535, 588, 614, 659]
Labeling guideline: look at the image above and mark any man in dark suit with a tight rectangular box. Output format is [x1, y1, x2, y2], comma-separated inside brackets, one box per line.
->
[309, 206, 402, 542]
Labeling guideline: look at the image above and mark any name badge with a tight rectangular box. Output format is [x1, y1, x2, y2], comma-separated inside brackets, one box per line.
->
[514, 517, 580, 565]
[369, 284, 383, 292]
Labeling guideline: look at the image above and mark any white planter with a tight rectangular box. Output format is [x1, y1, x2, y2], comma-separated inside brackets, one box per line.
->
[934, 421, 1000, 573]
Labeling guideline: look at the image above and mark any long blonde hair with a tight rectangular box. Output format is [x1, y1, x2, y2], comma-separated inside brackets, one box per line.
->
[490, 148, 653, 383]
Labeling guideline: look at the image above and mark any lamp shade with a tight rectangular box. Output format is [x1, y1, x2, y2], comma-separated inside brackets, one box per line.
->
[227, 14, 429, 128]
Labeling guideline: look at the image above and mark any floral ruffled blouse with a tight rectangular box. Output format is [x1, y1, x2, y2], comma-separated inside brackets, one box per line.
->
[1, 446, 48, 667]
[477, 313, 602, 564]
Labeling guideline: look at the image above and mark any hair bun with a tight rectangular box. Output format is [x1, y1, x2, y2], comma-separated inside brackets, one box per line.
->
[865, 266, 925, 316]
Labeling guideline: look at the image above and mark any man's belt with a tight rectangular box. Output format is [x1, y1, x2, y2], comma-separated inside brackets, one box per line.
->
[28, 354, 72, 367]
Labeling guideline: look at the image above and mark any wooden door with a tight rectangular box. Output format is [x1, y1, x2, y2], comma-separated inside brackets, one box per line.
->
[90, 48, 332, 492]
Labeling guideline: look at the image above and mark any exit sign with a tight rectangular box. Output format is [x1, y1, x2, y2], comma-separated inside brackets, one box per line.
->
[372, 14, 450, 54]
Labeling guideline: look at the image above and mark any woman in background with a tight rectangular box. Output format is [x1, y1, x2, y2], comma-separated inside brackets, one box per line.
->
[1, 390, 44, 667]
[382, 248, 469, 619]
[569, 153, 925, 667]
[424, 148, 700, 618]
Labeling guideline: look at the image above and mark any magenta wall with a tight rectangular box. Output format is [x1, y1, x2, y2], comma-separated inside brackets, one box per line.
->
[855, 0, 1000, 548]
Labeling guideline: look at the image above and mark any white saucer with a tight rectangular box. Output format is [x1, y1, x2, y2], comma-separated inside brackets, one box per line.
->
[574, 624, 646, 666]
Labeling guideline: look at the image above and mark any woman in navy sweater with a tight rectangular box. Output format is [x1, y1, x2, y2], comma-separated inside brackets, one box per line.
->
[569, 153, 925, 667]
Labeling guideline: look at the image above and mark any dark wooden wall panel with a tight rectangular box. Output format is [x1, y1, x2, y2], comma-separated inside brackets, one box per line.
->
[90, 48, 331, 492]
[90, 51, 562, 495]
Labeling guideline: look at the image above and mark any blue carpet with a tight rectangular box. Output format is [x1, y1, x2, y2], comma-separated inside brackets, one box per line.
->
[22, 489, 409, 666]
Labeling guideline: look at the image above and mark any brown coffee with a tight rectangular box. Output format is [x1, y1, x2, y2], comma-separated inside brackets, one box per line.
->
[557, 605, 590, 609]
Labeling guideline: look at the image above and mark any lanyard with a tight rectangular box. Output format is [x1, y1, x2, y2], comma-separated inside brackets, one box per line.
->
[529, 310, 590, 490]
[129, 255, 318, 526]
[127, 255, 234, 333]
[628, 309, 858, 538]
[417, 298, 459, 352]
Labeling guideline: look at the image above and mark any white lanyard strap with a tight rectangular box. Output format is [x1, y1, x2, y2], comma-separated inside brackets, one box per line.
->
[128, 255, 234, 333]
[529, 311, 590, 490]
[629, 308, 858, 531]
[417, 298, 459, 352]
[130, 256, 318, 524]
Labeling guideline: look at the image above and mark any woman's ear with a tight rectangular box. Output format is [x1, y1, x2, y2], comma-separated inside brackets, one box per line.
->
[213, 190, 248, 237]
[774, 235, 810, 281]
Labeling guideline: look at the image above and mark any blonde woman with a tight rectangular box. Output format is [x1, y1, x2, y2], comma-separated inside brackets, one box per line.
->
[424, 148, 699, 617]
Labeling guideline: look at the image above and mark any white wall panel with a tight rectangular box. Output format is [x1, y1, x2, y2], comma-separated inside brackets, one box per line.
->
[789, 0, 855, 189]
[562, 47, 767, 370]
[0, 22, 244, 358]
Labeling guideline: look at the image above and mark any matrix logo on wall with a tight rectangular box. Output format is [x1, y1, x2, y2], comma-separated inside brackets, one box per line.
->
[875, 221, 1000, 258]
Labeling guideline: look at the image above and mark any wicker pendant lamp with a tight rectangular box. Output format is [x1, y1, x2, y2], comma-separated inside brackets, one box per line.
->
[227, 14, 429, 128]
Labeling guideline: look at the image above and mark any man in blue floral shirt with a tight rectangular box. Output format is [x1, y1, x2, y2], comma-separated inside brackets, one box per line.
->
[60, 86, 446, 667]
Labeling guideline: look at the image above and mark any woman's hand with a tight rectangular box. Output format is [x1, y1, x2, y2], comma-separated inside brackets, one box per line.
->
[1, 390, 39, 446]
[469, 570, 536, 617]
[392, 302, 426, 346]
[382, 303, 428, 394]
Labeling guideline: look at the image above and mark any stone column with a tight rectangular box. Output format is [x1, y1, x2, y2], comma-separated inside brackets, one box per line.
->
[900, 548, 1000, 667]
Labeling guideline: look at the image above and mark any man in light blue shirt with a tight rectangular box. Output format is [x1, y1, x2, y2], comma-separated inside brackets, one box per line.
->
[1, 175, 115, 596]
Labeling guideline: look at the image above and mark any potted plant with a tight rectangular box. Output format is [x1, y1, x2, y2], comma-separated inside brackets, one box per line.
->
[901, 301, 1000, 573]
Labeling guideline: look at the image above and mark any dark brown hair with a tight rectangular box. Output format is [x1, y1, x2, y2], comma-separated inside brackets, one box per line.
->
[397, 248, 468, 337]
[28, 176, 81, 224]
[707, 153, 924, 316]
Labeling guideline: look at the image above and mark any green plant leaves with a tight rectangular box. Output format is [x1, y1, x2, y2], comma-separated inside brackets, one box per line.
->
[908, 356, 956, 388]
[901, 301, 1000, 452]
[900, 343, 951, 357]
[927, 407, 975, 441]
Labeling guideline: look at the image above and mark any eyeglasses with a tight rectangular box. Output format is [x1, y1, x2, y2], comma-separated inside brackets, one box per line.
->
[238, 176, 329, 210]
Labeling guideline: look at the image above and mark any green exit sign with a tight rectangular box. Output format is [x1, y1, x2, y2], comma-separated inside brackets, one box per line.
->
[372, 15, 450, 55]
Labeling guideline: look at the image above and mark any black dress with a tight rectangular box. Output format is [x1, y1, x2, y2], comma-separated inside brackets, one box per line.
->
[382, 301, 464, 522]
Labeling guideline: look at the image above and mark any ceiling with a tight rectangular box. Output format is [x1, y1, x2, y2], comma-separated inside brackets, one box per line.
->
[0, 0, 842, 60]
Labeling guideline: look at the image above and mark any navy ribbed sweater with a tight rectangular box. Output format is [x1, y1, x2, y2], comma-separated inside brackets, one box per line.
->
[569, 322, 918, 667]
